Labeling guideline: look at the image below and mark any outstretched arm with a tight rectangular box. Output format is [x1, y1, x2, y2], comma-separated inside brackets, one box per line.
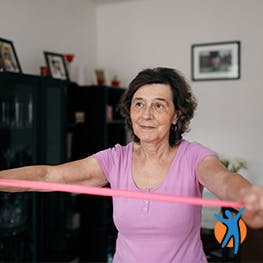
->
[0, 156, 108, 192]
[197, 155, 263, 228]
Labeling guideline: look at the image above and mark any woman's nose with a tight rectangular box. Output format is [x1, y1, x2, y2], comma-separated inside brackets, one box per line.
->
[141, 105, 154, 119]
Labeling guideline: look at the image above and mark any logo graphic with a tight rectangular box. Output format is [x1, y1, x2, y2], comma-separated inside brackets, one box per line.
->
[214, 207, 247, 254]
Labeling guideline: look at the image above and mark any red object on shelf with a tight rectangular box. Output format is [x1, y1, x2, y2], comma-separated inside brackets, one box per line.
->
[111, 79, 120, 87]
[40, 66, 49, 76]
[64, 54, 75, 63]
[111, 75, 120, 87]
[97, 78, 105, 85]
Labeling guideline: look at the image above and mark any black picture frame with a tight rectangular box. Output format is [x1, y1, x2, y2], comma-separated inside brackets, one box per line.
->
[0, 37, 22, 73]
[191, 41, 240, 81]
[44, 51, 69, 81]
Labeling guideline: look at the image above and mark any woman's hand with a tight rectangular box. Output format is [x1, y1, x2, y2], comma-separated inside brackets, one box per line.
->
[240, 185, 263, 228]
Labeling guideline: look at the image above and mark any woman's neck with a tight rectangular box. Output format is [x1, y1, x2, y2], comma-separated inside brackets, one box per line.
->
[133, 141, 177, 162]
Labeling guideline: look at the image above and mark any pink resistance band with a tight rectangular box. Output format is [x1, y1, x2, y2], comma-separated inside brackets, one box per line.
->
[0, 179, 243, 208]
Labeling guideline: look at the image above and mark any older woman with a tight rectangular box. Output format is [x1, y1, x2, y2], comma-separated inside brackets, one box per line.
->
[0, 67, 263, 262]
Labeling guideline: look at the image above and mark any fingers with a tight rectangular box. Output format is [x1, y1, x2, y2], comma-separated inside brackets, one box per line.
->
[240, 186, 263, 228]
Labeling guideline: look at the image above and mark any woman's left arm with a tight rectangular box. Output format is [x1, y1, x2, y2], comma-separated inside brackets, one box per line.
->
[197, 155, 263, 228]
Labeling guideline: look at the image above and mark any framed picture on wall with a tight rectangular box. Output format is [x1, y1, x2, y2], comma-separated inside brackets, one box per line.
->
[191, 41, 240, 81]
[44, 51, 69, 80]
[0, 37, 22, 73]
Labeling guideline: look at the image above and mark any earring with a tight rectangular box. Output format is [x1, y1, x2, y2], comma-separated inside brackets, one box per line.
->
[171, 124, 177, 132]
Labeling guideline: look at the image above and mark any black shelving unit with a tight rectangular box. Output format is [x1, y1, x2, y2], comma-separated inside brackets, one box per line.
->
[0, 72, 78, 262]
[0, 72, 40, 262]
[68, 84, 126, 157]
[0, 75, 127, 262]
[67, 83, 127, 262]
[36, 76, 80, 262]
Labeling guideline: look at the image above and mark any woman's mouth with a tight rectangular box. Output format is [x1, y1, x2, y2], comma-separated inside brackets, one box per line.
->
[140, 125, 155, 130]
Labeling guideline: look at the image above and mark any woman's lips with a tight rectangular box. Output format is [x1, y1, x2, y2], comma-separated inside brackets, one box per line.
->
[140, 125, 155, 130]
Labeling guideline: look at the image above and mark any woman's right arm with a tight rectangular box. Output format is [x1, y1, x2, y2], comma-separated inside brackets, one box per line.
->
[0, 155, 108, 192]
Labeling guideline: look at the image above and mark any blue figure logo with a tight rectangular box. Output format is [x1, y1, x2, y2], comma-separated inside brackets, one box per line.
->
[214, 207, 245, 254]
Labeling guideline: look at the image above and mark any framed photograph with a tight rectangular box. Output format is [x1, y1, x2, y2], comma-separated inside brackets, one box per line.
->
[0, 37, 22, 73]
[44, 51, 69, 80]
[191, 41, 240, 81]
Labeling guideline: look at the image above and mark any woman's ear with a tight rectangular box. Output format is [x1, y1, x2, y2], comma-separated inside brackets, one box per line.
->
[172, 111, 179, 125]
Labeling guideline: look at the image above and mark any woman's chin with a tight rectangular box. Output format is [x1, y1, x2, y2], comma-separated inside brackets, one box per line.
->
[138, 135, 163, 144]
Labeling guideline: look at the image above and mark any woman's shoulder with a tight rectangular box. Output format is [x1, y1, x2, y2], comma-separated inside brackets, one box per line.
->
[179, 139, 215, 155]
[111, 142, 133, 154]
[178, 139, 216, 168]
[95, 142, 132, 159]
[93, 142, 133, 176]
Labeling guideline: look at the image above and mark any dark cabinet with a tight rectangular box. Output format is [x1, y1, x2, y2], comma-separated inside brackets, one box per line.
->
[0, 72, 40, 262]
[0, 75, 127, 262]
[68, 83, 126, 158]
[67, 83, 127, 262]
[35, 77, 79, 262]
[241, 227, 263, 262]
[0, 72, 77, 262]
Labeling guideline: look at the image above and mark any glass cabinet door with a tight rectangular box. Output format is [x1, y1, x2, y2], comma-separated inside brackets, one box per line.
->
[0, 86, 36, 168]
[0, 75, 39, 262]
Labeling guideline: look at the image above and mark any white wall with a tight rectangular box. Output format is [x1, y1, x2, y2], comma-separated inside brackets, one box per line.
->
[0, 0, 97, 84]
[97, 0, 263, 185]
[0, 0, 262, 186]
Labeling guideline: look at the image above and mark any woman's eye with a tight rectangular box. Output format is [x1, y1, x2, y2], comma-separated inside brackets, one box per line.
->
[154, 103, 164, 111]
[135, 102, 144, 108]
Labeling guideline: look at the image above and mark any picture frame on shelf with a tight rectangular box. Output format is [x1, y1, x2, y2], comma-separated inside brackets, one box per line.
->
[0, 37, 22, 73]
[191, 41, 240, 81]
[44, 51, 69, 80]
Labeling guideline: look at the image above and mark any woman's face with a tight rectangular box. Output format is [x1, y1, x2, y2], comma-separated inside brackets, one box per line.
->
[130, 83, 178, 145]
